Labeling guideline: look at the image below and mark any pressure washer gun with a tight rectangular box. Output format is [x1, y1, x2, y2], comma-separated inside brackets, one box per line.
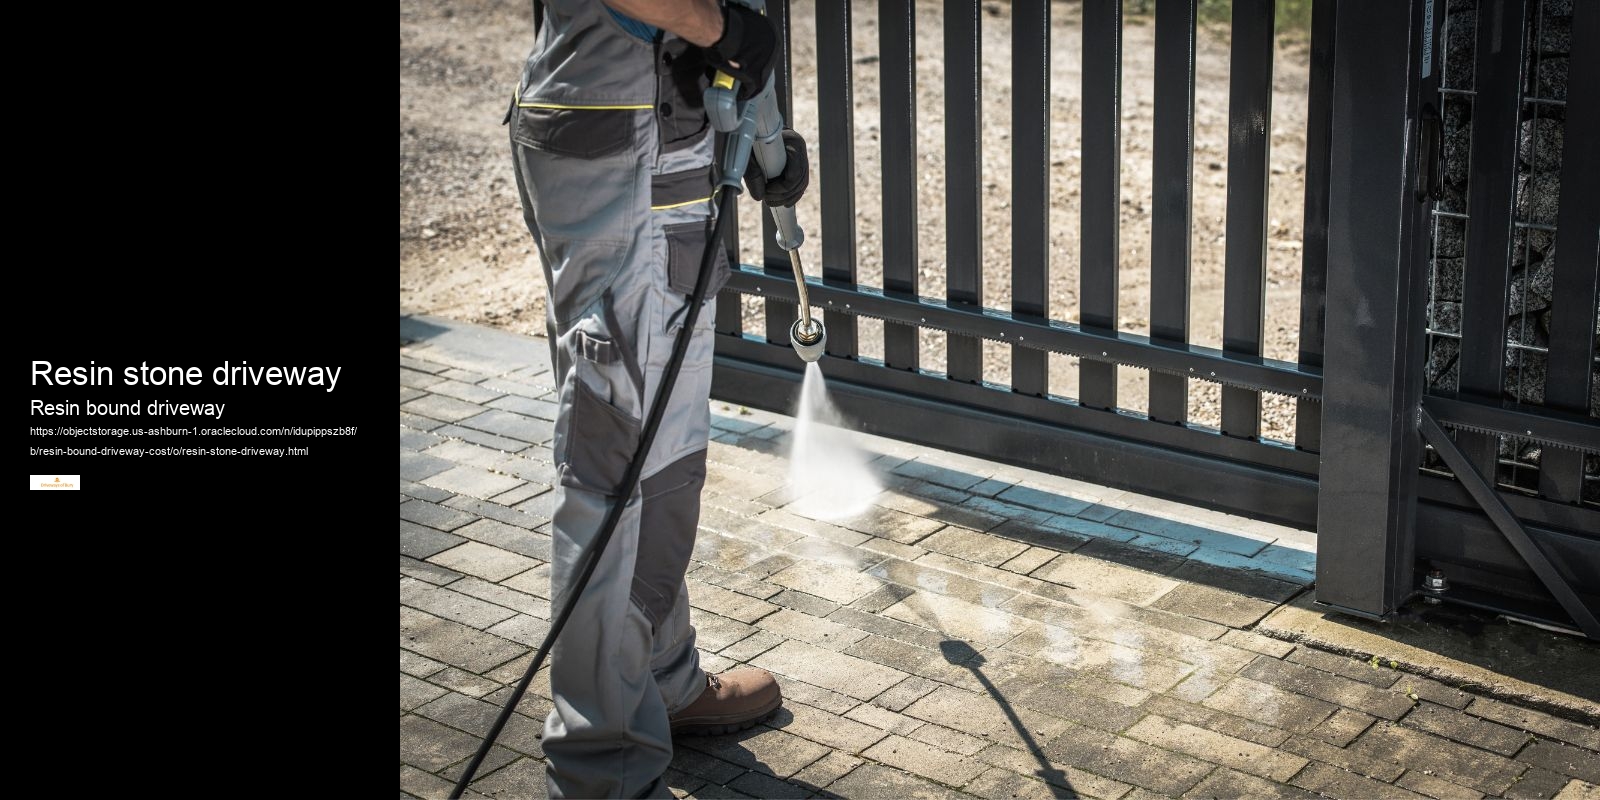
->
[703, 0, 826, 363]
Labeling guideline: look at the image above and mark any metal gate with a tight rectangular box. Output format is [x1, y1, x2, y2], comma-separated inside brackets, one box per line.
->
[707, 0, 1599, 636]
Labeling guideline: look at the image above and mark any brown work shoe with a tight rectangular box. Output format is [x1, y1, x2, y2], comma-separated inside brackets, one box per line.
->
[669, 668, 783, 736]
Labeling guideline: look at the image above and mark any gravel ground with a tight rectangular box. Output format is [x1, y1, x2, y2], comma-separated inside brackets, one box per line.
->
[399, 0, 1315, 442]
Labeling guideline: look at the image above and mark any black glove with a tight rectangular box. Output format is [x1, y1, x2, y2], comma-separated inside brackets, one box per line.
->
[703, 2, 779, 101]
[744, 129, 810, 208]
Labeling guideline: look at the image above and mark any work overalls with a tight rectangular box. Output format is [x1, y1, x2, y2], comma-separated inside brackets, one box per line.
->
[507, 2, 729, 796]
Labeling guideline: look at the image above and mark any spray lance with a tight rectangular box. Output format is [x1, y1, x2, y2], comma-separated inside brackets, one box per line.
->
[447, 7, 812, 797]
[703, 0, 826, 363]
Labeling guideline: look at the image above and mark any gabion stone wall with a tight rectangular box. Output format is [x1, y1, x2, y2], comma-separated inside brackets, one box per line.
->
[1428, 0, 1597, 501]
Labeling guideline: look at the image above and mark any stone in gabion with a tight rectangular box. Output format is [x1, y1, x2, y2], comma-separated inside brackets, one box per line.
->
[1506, 255, 1555, 314]
[1430, 300, 1463, 334]
[1517, 117, 1564, 172]
[1435, 216, 1466, 258]
[1505, 350, 1547, 404]
[1431, 257, 1465, 302]
[1505, 311, 1549, 368]
[1537, 56, 1568, 102]
[1515, 170, 1561, 226]
[1543, 0, 1572, 19]
[1539, 14, 1572, 55]
[1426, 337, 1460, 390]
[1445, 10, 1477, 91]
[1448, 0, 1477, 11]
[1444, 124, 1473, 189]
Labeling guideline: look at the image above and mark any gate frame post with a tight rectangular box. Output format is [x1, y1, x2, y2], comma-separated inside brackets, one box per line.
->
[1314, 0, 1440, 619]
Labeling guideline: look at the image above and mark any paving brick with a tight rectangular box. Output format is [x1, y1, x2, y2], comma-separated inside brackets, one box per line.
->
[1103, 508, 1272, 557]
[870, 556, 1018, 609]
[1403, 701, 1528, 756]
[1040, 722, 1217, 796]
[681, 726, 830, 778]
[435, 423, 535, 453]
[1349, 722, 1527, 793]
[1467, 698, 1600, 752]
[400, 607, 526, 673]
[844, 702, 926, 734]
[819, 505, 946, 545]
[770, 701, 889, 754]
[401, 649, 448, 678]
[487, 393, 559, 420]
[1218, 629, 1295, 658]
[843, 635, 944, 676]
[755, 609, 867, 652]
[694, 564, 783, 600]
[998, 546, 1060, 576]
[914, 525, 1029, 567]
[1396, 770, 1487, 800]
[752, 640, 909, 701]
[500, 563, 550, 599]
[401, 411, 448, 431]
[1203, 677, 1338, 734]
[1290, 761, 1429, 799]
[1000, 624, 1198, 694]
[401, 364, 449, 385]
[1183, 766, 1321, 799]
[465, 757, 548, 799]
[1169, 668, 1230, 703]
[1030, 551, 1180, 606]
[1124, 532, 1202, 557]
[1553, 779, 1600, 800]
[778, 536, 885, 571]
[403, 393, 489, 423]
[402, 672, 448, 710]
[426, 379, 501, 404]
[443, 496, 547, 531]
[973, 744, 1134, 800]
[489, 481, 547, 507]
[1310, 707, 1378, 747]
[401, 578, 520, 629]
[402, 451, 458, 482]
[415, 691, 544, 756]
[871, 676, 940, 712]
[401, 555, 466, 585]
[1287, 648, 1404, 689]
[1185, 546, 1315, 586]
[905, 722, 989, 756]
[1139, 693, 1292, 747]
[825, 762, 969, 799]
[986, 669, 1149, 733]
[400, 713, 483, 771]
[753, 589, 833, 620]
[1152, 582, 1282, 628]
[423, 465, 525, 501]
[790, 752, 863, 792]
[429, 541, 542, 583]
[1520, 740, 1600, 784]
[861, 734, 986, 787]
[774, 678, 860, 715]
[486, 614, 552, 647]
[882, 589, 1033, 648]
[766, 562, 886, 605]
[703, 507, 808, 549]
[401, 499, 480, 532]
[1240, 656, 1416, 720]
[401, 425, 445, 451]
[846, 582, 916, 614]
[402, 478, 456, 503]
[1126, 715, 1308, 781]
[427, 667, 503, 699]
[687, 580, 780, 624]
[718, 629, 784, 662]
[1504, 768, 1573, 800]
[725, 770, 808, 799]
[478, 376, 553, 399]
[892, 459, 988, 490]
[992, 483, 1095, 517]
[423, 439, 516, 471]
[444, 576, 549, 618]
[903, 685, 1074, 753]
[1403, 677, 1471, 710]
[402, 520, 468, 560]
[873, 489, 1006, 532]
[399, 764, 492, 800]
[669, 747, 748, 785]
[458, 409, 554, 445]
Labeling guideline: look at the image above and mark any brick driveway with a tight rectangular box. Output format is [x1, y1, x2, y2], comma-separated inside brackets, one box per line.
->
[400, 315, 1600, 800]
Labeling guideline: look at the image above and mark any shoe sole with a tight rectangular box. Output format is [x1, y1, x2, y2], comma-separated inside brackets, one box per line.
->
[669, 697, 782, 737]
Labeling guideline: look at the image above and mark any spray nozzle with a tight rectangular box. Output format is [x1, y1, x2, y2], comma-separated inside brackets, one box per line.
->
[790, 318, 826, 363]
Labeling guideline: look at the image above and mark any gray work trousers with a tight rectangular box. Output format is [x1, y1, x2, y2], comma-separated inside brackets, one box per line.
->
[509, 97, 728, 798]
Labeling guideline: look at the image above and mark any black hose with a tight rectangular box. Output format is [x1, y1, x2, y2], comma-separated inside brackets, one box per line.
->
[450, 188, 736, 799]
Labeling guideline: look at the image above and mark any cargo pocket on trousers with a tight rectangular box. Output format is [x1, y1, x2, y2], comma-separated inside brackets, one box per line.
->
[664, 220, 730, 300]
[560, 336, 642, 496]
[513, 106, 634, 159]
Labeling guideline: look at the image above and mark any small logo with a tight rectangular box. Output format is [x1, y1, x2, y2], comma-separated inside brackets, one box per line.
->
[30, 475, 80, 490]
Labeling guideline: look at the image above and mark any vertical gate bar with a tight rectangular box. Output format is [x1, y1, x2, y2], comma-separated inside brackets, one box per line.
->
[1457, 0, 1530, 478]
[1012, 0, 1051, 397]
[881, 0, 920, 371]
[946, 0, 984, 383]
[1296, 0, 1336, 453]
[1317, 0, 1431, 619]
[1220, 0, 1275, 439]
[818, 0, 859, 359]
[1150, 0, 1198, 423]
[1538, 0, 1600, 503]
[765, 0, 798, 346]
[717, 133, 743, 336]
[1080, 0, 1122, 410]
